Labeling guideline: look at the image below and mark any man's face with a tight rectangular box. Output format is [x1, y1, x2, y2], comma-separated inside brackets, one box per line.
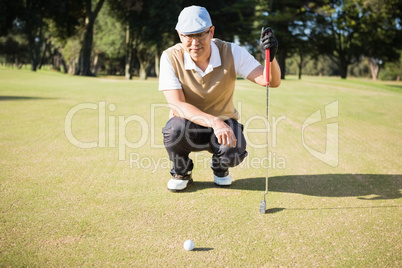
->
[179, 26, 214, 61]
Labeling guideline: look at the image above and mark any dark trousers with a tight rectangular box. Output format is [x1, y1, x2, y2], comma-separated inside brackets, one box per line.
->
[162, 117, 248, 177]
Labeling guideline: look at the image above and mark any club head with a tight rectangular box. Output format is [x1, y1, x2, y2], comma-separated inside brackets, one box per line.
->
[259, 201, 266, 214]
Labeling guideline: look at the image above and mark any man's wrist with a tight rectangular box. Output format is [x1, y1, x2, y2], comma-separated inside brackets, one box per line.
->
[211, 117, 222, 128]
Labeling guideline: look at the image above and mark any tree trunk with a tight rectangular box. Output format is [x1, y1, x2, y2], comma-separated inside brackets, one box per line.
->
[136, 47, 154, 80]
[339, 59, 348, 79]
[53, 53, 60, 71]
[125, 24, 133, 80]
[38, 40, 49, 69]
[69, 58, 78, 74]
[60, 57, 68, 73]
[298, 52, 303, 80]
[26, 21, 44, 72]
[27, 34, 41, 71]
[139, 60, 150, 80]
[52, 48, 62, 71]
[75, 0, 105, 76]
[339, 66, 348, 79]
[92, 53, 103, 76]
[154, 49, 159, 77]
[369, 58, 380, 81]
[75, 20, 95, 76]
[277, 48, 286, 80]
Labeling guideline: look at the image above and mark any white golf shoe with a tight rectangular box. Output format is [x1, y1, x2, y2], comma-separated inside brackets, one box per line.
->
[214, 173, 232, 186]
[167, 172, 192, 192]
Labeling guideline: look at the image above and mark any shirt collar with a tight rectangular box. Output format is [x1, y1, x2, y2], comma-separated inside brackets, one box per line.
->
[183, 40, 221, 71]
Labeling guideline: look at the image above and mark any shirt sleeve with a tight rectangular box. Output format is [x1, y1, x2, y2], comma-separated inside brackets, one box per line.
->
[158, 51, 182, 91]
[231, 43, 261, 79]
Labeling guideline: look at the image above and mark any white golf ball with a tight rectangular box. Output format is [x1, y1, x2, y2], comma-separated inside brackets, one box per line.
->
[183, 240, 195, 251]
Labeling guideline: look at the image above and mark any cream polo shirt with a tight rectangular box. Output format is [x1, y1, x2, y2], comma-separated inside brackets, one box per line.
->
[158, 41, 260, 91]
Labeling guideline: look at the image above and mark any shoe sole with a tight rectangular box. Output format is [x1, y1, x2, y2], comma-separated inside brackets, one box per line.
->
[168, 179, 193, 192]
[214, 182, 232, 187]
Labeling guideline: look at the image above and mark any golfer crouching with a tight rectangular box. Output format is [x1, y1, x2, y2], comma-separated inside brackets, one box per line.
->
[159, 5, 281, 191]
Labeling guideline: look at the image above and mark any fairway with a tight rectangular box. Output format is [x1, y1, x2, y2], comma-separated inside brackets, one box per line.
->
[0, 68, 401, 267]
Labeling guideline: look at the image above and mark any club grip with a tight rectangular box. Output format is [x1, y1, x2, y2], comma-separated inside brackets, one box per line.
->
[265, 49, 270, 86]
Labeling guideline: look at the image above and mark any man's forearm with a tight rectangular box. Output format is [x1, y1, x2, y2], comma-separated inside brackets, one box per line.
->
[171, 101, 219, 128]
[246, 58, 281, 87]
[170, 101, 237, 147]
[269, 58, 281, 87]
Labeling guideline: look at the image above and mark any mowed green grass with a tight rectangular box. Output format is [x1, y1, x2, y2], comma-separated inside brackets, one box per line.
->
[0, 68, 401, 267]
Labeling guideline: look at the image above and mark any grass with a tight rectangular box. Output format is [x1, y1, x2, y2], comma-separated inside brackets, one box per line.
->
[0, 68, 401, 267]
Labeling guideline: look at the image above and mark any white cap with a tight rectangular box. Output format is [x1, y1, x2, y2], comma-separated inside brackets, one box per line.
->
[175, 6, 212, 35]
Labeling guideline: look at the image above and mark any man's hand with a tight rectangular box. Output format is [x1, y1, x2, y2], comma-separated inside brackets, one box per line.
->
[260, 27, 278, 62]
[212, 118, 237, 148]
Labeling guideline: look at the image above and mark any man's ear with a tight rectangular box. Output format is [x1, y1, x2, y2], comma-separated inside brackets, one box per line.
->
[210, 26, 215, 37]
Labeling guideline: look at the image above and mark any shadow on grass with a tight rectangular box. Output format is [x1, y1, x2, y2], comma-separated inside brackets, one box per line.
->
[187, 174, 401, 200]
[266, 208, 286, 214]
[0, 96, 55, 101]
[192, 247, 214, 252]
[262, 205, 401, 214]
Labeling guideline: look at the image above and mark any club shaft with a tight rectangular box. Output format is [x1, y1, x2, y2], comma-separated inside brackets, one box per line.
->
[264, 49, 270, 197]
[265, 85, 269, 196]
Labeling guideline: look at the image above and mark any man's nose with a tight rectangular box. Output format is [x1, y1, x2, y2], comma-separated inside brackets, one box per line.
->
[191, 38, 200, 45]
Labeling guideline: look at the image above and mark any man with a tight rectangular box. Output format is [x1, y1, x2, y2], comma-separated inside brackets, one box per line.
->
[159, 5, 281, 191]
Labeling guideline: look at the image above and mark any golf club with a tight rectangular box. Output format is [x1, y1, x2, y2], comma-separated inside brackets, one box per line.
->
[259, 47, 270, 214]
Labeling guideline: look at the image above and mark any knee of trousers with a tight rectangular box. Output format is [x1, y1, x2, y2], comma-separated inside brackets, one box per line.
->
[162, 117, 188, 148]
[216, 144, 248, 168]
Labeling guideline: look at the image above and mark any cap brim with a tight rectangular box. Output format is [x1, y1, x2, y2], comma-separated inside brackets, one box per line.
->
[176, 25, 212, 35]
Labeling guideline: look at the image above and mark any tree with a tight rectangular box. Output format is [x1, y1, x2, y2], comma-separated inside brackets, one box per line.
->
[0, 1, 23, 36]
[0, 34, 30, 67]
[357, 0, 402, 80]
[106, 0, 141, 78]
[180, 0, 256, 44]
[0, 0, 83, 71]
[133, 0, 181, 79]
[256, 0, 327, 79]
[379, 50, 402, 81]
[294, 40, 314, 79]
[5, 1, 48, 71]
[75, 0, 105, 76]
[108, 0, 182, 79]
[59, 36, 81, 74]
[93, 4, 126, 75]
[309, 1, 364, 79]
[309, 0, 402, 79]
